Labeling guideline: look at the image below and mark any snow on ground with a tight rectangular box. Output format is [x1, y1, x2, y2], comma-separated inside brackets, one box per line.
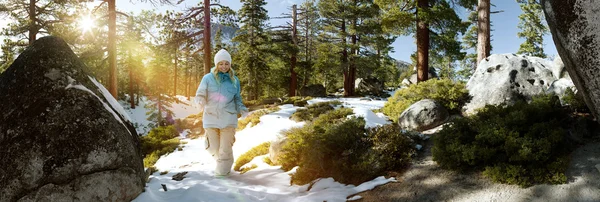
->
[129, 96, 396, 202]
[308, 97, 391, 128]
[121, 95, 203, 135]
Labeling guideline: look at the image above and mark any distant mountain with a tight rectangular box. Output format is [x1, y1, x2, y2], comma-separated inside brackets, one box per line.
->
[211, 23, 238, 44]
[395, 59, 411, 72]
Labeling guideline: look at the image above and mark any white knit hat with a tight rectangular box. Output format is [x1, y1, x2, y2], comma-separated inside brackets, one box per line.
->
[214, 49, 232, 67]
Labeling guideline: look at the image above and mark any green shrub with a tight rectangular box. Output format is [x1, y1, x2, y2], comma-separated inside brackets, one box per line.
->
[279, 108, 415, 185]
[141, 126, 181, 168]
[289, 117, 369, 185]
[382, 78, 469, 122]
[563, 88, 589, 112]
[234, 142, 271, 172]
[281, 96, 312, 107]
[365, 124, 416, 172]
[432, 95, 575, 187]
[290, 101, 344, 122]
[237, 107, 280, 131]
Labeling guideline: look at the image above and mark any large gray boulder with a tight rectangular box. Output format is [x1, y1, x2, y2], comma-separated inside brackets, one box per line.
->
[547, 78, 576, 102]
[269, 135, 288, 165]
[355, 77, 384, 96]
[463, 54, 556, 115]
[0, 36, 145, 201]
[552, 56, 569, 80]
[300, 84, 327, 97]
[543, 0, 600, 121]
[402, 69, 438, 86]
[398, 99, 449, 132]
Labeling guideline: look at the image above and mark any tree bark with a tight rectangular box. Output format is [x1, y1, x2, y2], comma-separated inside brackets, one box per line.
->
[28, 0, 37, 45]
[349, 17, 357, 96]
[186, 66, 190, 100]
[476, 0, 491, 67]
[416, 0, 429, 83]
[108, 0, 118, 98]
[174, 45, 178, 96]
[342, 19, 350, 97]
[129, 53, 135, 109]
[290, 4, 298, 97]
[203, 0, 211, 75]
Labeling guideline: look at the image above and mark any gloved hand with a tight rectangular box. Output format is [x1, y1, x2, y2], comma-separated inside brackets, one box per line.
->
[194, 96, 205, 109]
[238, 110, 249, 119]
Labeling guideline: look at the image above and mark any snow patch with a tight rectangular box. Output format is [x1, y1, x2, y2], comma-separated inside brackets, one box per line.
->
[65, 76, 132, 137]
[88, 76, 132, 123]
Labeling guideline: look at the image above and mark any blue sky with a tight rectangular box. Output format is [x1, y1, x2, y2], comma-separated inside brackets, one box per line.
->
[0, 0, 557, 62]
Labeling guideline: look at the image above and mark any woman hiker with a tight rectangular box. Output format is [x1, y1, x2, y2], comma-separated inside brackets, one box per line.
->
[195, 49, 249, 176]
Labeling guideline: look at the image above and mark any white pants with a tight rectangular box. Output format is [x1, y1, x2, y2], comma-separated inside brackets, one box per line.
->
[205, 127, 236, 176]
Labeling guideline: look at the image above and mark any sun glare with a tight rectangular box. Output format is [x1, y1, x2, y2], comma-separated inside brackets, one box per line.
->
[78, 15, 95, 35]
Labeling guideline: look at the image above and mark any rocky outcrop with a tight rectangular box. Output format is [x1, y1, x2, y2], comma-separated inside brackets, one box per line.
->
[543, 0, 600, 120]
[402, 69, 438, 86]
[463, 54, 556, 115]
[547, 78, 576, 102]
[355, 77, 385, 96]
[0, 36, 145, 201]
[299, 84, 327, 97]
[269, 135, 288, 165]
[398, 99, 449, 132]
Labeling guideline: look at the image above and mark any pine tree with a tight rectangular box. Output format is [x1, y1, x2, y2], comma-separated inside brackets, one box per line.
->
[516, 0, 548, 58]
[121, 16, 147, 108]
[146, 46, 176, 127]
[357, 3, 397, 86]
[376, 0, 471, 82]
[476, 0, 490, 65]
[0, 39, 16, 73]
[428, 0, 469, 80]
[460, 10, 479, 74]
[233, 0, 270, 100]
[318, 0, 352, 95]
[0, 0, 82, 45]
[297, 0, 320, 89]
[104, 0, 175, 98]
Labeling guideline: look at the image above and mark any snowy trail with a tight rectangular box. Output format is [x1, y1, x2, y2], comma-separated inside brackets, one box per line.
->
[132, 99, 395, 202]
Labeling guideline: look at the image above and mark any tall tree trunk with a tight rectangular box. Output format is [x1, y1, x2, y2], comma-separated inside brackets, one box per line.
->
[342, 19, 350, 97]
[158, 96, 163, 126]
[185, 58, 190, 100]
[476, 0, 490, 67]
[108, 0, 117, 98]
[129, 54, 135, 109]
[350, 15, 357, 97]
[416, 0, 429, 83]
[290, 4, 298, 97]
[174, 47, 178, 96]
[302, 13, 310, 87]
[28, 0, 36, 45]
[203, 0, 211, 75]
[136, 81, 140, 106]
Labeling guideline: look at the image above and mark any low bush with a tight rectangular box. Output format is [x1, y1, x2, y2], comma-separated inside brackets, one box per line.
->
[234, 142, 271, 172]
[290, 100, 344, 122]
[281, 96, 313, 107]
[562, 88, 589, 113]
[237, 107, 280, 131]
[364, 124, 416, 172]
[279, 108, 415, 185]
[382, 78, 469, 122]
[432, 95, 575, 187]
[141, 126, 181, 169]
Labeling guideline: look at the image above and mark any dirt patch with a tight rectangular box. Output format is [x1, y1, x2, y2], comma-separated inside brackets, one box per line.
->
[355, 137, 600, 202]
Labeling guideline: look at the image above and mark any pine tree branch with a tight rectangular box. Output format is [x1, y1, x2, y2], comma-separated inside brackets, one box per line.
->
[181, 4, 225, 22]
